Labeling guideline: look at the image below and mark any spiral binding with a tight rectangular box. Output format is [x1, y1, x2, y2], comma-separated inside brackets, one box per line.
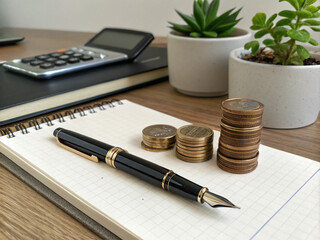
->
[0, 99, 122, 138]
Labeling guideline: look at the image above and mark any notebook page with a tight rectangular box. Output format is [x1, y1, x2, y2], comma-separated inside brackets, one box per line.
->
[0, 100, 319, 240]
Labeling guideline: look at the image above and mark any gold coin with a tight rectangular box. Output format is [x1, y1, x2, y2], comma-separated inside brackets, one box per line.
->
[221, 117, 262, 128]
[217, 151, 259, 166]
[177, 125, 213, 142]
[218, 144, 258, 160]
[176, 151, 212, 163]
[219, 134, 260, 147]
[219, 139, 261, 152]
[176, 147, 213, 158]
[220, 121, 262, 133]
[221, 98, 264, 116]
[141, 141, 173, 152]
[176, 142, 213, 151]
[143, 124, 177, 139]
[217, 158, 258, 174]
[220, 126, 262, 139]
[143, 138, 175, 148]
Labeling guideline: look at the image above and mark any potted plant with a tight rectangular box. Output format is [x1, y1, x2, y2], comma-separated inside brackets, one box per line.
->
[167, 0, 251, 97]
[229, 0, 320, 128]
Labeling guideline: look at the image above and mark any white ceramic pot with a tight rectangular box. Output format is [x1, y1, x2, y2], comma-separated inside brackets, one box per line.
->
[167, 29, 251, 97]
[229, 48, 320, 129]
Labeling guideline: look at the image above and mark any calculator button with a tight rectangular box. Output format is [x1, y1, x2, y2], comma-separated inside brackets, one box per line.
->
[50, 52, 62, 57]
[45, 57, 57, 62]
[73, 53, 83, 58]
[64, 51, 74, 55]
[81, 55, 93, 61]
[55, 60, 67, 66]
[36, 55, 50, 60]
[21, 57, 36, 63]
[40, 62, 55, 69]
[59, 55, 70, 60]
[30, 60, 44, 66]
[68, 57, 80, 64]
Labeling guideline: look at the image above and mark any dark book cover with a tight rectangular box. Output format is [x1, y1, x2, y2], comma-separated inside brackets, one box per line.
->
[0, 47, 167, 126]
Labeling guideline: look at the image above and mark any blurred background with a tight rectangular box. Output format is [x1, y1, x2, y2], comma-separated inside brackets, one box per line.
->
[0, 0, 319, 39]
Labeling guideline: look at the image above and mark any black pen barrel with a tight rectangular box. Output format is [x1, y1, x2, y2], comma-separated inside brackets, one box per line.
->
[115, 152, 203, 202]
[54, 128, 204, 203]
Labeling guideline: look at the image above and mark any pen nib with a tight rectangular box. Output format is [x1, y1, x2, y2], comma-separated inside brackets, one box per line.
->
[202, 191, 240, 209]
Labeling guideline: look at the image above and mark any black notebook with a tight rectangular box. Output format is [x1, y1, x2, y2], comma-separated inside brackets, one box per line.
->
[0, 47, 167, 126]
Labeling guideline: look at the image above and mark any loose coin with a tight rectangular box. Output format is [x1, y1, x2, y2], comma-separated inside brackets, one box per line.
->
[143, 124, 177, 139]
[141, 141, 173, 152]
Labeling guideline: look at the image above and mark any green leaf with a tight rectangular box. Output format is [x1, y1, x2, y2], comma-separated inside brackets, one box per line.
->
[297, 0, 305, 7]
[311, 27, 320, 31]
[244, 41, 260, 55]
[176, 10, 201, 32]
[272, 26, 288, 41]
[296, 10, 313, 18]
[296, 45, 310, 59]
[206, 0, 219, 25]
[202, 0, 209, 14]
[254, 29, 269, 38]
[303, 19, 320, 25]
[309, 38, 319, 46]
[190, 32, 202, 37]
[202, 31, 218, 37]
[287, 29, 311, 42]
[218, 27, 236, 37]
[279, 0, 299, 10]
[305, 6, 319, 13]
[276, 18, 293, 26]
[289, 56, 304, 65]
[194, 0, 206, 30]
[206, 8, 235, 30]
[305, 0, 317, 6]
[263, 39, 275, 46]
[266, 13, 278, 25]
[250, 25, 263, 30]
[252, 13, 267, 26]
[168, 22, 193, 34]
[279, 10, 296, 19]
[215, 19, 241, 33]
[312, 12, 320, 17]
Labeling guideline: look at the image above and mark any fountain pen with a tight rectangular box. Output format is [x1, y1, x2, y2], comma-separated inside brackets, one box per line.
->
[53, 128, 239, 209]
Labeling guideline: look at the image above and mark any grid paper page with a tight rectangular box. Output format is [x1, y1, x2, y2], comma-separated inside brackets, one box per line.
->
[0, 100, 319, 240]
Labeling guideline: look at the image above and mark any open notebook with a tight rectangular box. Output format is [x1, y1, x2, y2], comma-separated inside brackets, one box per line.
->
[0, 100, 319, 240]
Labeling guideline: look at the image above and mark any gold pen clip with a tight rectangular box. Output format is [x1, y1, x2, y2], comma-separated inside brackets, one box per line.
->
[56, 137, 99, 163]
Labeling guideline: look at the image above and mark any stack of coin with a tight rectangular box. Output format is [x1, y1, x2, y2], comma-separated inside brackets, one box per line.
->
[176, 125, 213, 163]
[217, 98, 264, 174]
[141, 124, 177, 151]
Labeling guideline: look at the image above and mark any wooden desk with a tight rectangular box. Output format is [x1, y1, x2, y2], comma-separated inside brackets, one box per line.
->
[0, 28, 319, 240]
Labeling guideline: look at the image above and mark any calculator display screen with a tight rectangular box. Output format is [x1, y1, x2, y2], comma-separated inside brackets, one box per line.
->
[88, 31, 145, 50]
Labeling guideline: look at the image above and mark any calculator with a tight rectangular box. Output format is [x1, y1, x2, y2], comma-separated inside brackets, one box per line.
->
[3, 28, 154, 79]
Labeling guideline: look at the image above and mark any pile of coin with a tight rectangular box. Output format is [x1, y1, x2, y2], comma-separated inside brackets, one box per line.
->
[217, 98, 264, 174]
[141, 124, 177, 151]
[176, 125, 213, 163]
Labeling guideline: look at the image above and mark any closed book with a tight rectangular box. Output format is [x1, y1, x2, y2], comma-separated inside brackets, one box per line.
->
[0, 47, 167, 126]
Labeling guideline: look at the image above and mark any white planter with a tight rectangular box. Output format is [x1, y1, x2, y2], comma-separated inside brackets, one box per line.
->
[229, 48, 320, 129]
[167, 29, 251, 97]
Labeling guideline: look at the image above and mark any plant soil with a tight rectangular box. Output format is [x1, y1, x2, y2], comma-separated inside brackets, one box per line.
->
[242, 49, 320, 65]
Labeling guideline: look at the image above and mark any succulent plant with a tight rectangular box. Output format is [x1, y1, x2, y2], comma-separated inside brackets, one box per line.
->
[245, 0, 320, 65]
[169, 0, 242, 38]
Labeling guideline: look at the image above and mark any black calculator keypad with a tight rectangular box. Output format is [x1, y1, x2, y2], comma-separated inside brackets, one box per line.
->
[19, 48, 98, 72]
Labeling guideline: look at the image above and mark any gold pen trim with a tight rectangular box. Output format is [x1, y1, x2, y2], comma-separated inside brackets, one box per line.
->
[197, 187, 208, 203]
[56, 137, 99, 163]
[162, 170, 173, 190]
[105, 147, 126, 168]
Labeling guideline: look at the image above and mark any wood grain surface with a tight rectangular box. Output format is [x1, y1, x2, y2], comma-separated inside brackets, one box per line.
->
[0, 28, 319, 240]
